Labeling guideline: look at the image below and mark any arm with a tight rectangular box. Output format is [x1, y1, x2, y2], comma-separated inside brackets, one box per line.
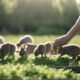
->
[66, 16, 80, 40]
[53, 16, 80, 50]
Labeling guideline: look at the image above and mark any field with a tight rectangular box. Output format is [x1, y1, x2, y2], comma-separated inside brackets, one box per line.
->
[0, 34, 80, 80]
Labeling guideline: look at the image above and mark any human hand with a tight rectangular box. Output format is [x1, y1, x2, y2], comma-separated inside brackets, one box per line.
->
[53, 35, 70, 52]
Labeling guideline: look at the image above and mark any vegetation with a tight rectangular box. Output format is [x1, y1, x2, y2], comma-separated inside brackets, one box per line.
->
[0, 35, 79, 79]
[0, 0, 80, 34]
[0, 0, 80, 79]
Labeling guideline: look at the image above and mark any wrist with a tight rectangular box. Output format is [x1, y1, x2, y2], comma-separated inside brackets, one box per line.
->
[66, 33, 72, 41]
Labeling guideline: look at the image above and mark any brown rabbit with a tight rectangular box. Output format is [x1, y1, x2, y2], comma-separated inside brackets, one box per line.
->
[17, 35, 33, 48]
[18, 43, 37, 56]
[58, 44, 80, 66]
[26, 43, 37, 55]
[18, 44, 28, 56]
[44, 42, 53, 56]
[34, 44, 46, 57]
[0, 42, 16, 60]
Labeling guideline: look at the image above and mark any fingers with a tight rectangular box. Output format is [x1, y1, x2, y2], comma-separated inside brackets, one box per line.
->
[53, 37, 64, 54]
[53, 35, 68, 49]
[53, 39, 61, 50]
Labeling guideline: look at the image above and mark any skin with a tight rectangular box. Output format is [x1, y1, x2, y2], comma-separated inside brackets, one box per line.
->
[53, 16, 80, 52]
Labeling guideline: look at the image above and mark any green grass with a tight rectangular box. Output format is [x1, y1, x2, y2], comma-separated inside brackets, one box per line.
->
[0, 34, 80, 80]
[3, 34, 80, 44]
[3, 34, 57, 44]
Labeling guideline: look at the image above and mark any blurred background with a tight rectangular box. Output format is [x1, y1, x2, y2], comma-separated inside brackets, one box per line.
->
[0, 0, 80, 35]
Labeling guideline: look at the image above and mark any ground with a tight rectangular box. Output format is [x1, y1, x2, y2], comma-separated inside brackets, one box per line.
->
[0, 34, 80, 80]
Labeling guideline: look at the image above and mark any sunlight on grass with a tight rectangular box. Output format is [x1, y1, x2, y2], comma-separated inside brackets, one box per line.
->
[69, 35, 80, 45]
[0, 35, 80, 79]
[3, 34, 80, 45]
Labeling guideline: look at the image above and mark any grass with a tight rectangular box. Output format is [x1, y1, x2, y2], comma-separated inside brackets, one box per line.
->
[0, 34, 80, 80]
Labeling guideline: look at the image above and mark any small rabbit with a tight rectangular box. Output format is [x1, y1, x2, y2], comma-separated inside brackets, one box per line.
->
[34, 44, 46, 57]
[17, 35, 33, 48]
[0, 42, 16, 60]
[18, 43, 37, 56]
[58, 44, 80, 66]
[44, 41, 53, 56]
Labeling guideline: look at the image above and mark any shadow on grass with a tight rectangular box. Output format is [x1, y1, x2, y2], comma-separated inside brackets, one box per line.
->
[15, 56, 28, 64]
[33, 56, 70, 67]
[0, 58, 14, 64]
[0, 55, 28, 65]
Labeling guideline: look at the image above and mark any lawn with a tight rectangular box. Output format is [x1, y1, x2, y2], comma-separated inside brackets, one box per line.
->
[0, 34, 80, 80]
